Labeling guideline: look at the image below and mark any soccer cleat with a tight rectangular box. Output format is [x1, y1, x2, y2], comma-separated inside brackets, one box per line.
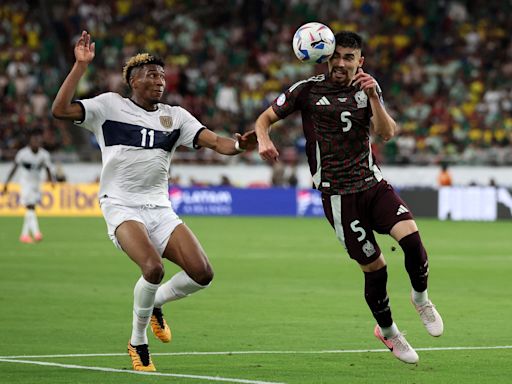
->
[33, 232, 43, 242]
[412, 297, 444, 337]
[374, 325, 419, 364]
[151, 307, 172, 343]
[19, 235, 33, 243]
[127, 342, 156, 371]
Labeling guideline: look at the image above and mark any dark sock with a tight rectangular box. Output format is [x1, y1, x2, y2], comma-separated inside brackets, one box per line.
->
[364, 266, 392, 328]
[399, 231, 429, 292]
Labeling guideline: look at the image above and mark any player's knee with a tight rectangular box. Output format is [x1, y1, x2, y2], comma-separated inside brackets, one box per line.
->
[191, 263, 214, 286]
[142, 261, 165, 284]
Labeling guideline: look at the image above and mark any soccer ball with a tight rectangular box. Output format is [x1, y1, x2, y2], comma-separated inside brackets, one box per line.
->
[292, 22, 336, 64]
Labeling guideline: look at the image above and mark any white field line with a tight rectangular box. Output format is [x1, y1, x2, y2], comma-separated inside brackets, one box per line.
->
[1, 345, 511, 359]
[0, 358, 284, 384]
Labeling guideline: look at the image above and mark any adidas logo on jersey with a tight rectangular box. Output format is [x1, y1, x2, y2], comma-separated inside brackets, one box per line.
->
[316, 96, 330, 106]
[396, 204, 409, 216]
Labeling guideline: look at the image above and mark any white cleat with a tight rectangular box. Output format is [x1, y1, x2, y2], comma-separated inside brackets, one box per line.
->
[412, 298, 444, 337]
[374, 325, 419, 364]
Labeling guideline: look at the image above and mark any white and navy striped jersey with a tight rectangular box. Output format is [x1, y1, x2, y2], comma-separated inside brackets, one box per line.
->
[14, 146, 52, 193]
[75, 92, 204, 207]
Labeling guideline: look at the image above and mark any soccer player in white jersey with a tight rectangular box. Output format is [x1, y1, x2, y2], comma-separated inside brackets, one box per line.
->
[2, 130, 54, 243]
[52, 31, 257, 372]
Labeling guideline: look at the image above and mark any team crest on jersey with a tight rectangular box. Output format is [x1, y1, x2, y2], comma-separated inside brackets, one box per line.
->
[354, 91, 368, 108]
[159, 115, 173, 129]
[362, 240, 376, 257]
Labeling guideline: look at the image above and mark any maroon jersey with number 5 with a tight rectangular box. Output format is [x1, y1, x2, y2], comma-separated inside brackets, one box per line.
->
[272, 74, 384, 195]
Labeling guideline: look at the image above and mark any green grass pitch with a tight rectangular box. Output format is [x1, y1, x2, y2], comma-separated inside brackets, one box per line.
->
[1, 216, 511, 383]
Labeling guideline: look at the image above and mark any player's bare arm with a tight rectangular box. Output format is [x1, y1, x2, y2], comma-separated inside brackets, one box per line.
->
[196, 129, 257, 155]
[255, 107, 281, 162]
[1, 164, 18, 194]
[52, 30, 96, 121]
[45, 166, 55, 188]
[353, 68, 396, 141]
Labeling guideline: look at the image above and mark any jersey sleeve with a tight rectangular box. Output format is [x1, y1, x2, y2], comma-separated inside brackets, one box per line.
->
[73, 92, 114, 134]
[174, 107, 205, 149]
[271, 79, 309, 119]
[14, 149, 24, 165]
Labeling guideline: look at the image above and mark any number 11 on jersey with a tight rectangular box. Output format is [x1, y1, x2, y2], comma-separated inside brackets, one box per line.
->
[140, 128, 155, 147]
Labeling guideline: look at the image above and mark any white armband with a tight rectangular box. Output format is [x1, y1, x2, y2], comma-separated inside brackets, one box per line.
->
[235, 140, 245, 153]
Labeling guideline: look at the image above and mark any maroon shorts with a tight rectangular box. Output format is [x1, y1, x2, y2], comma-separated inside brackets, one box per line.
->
[321, 180, 414, 265]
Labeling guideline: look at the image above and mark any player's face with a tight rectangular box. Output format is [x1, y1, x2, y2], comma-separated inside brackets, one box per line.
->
[29, 135, 42, 150]
[327, 46, 364, 86]
[131, 64, 166, 105]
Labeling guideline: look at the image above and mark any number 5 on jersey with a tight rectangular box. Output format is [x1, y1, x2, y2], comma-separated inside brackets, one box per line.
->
[340, 111, 352, 132]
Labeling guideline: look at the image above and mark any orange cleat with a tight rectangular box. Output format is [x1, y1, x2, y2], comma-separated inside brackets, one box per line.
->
[127, 341, 156, 372]
[150, 307, 172, 343]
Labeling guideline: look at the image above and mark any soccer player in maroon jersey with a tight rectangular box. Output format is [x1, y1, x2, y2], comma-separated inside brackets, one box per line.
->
[255, 31, 443, 364]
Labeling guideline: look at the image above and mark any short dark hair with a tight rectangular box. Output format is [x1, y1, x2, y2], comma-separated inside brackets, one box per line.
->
[28, 128, 43, 137]
[122, 53, 165, 87]
[334, 31, 363, 50]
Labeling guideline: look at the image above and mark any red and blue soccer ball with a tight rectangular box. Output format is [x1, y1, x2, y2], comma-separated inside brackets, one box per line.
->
[292, 22, 336, 64]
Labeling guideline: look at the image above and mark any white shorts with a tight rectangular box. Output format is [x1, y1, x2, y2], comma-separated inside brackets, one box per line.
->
[20, 186, 41, 206]
[100, 201, 183, 256]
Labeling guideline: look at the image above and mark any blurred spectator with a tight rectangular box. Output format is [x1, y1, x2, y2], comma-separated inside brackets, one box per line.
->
[54, 163, 67, 182]
[437, 163, 453, 186]
[271, 162, 286, 187]
[219, 174, 233, 186]
[288, 166, 298, 188]
[2, 0, 512, 166]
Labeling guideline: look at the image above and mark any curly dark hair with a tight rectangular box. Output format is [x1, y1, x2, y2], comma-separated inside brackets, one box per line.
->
[122, 53, 164, 87]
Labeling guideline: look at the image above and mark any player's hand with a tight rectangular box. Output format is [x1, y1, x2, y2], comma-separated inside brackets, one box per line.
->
[258, 139, 279, 163]
[352, 68, 378, 98]
[75, 31, 95, 64]
[1, 185, 7, 196]
[235, 129, 258, 151]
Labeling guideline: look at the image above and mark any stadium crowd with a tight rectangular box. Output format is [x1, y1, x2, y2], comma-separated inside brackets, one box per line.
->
[1, 0, 511, 165]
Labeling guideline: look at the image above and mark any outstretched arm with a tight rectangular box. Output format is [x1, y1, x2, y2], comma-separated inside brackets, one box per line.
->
[1, 164, 18, 195]
[52, 31, 96, 121]
[196, 129, 258, 155]
[255, 106, 281, 163]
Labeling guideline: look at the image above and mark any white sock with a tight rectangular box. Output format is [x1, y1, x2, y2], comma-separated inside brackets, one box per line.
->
[154, 271, 209, 308]
[130, 276, 159, 346]
[412, 289, 429, 306]
[380, 322, 399, 338]
[26, 210, 40, 235]
[21, 211, 30, 236]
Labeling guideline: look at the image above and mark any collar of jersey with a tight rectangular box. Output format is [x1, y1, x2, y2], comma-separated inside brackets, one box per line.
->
[128, 98, 160, 112]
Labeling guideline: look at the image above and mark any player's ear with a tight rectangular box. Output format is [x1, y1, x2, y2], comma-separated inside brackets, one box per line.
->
[359, 56, 365, 68]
